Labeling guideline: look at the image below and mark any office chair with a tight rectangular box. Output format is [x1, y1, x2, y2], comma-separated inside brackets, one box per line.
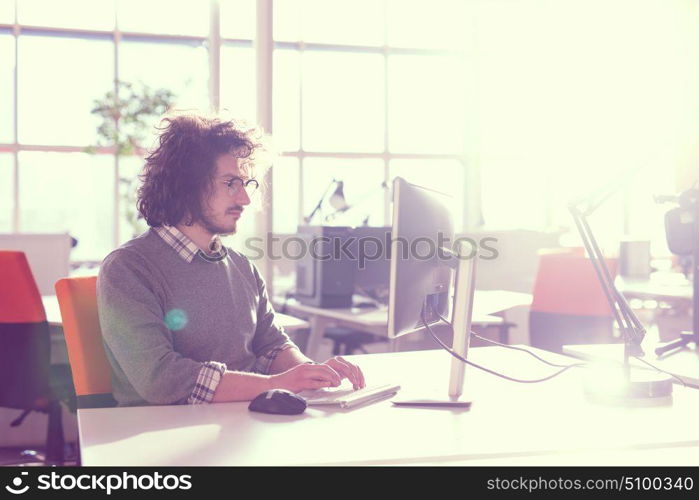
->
[0, 250, 75, 465]
[55, 277, 116, 411]
[529, 248, 618, 353]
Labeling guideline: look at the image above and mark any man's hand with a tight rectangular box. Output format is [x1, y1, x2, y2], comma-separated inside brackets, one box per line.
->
[269, 363, 342, 393]
[321, 356, 365, 390]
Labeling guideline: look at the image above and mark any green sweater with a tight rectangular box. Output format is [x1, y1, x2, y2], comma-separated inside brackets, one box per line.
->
[97, 229, 294, 406]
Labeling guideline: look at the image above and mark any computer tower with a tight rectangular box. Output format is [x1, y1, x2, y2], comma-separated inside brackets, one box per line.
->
[295, 225, 355, 308]
[350, 226, 392, 304]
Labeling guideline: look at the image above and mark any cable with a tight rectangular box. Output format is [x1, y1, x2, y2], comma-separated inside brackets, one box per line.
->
[421, 309, 582, 384]
[432, 306, 687, 388]
[632, 355, 688, 388]
[471, 333, 583, 369]
[432, 308, 583, 369]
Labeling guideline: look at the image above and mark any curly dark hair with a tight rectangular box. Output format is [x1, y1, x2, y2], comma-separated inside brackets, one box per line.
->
[137, 113, 264, 227]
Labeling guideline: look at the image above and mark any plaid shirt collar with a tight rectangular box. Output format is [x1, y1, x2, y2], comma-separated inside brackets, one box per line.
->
[154, 225, 227, 263]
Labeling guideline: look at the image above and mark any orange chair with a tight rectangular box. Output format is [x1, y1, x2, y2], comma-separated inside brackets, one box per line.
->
[529, 248, 619, 353]
[0, 250, 72, 465]
[55, 276, 116, 409]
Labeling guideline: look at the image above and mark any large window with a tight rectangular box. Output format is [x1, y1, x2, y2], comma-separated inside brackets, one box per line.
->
[4, 0, 689, 264]
[470, 0, 699, 255]
[18, 34, 114, 146]
[271, 0, 469, 233]
[18, 151, 114, 261]
[0, 0, 255, 260]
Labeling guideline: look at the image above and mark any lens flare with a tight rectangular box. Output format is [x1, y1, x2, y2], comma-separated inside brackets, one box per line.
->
[164, 309, 188, 331]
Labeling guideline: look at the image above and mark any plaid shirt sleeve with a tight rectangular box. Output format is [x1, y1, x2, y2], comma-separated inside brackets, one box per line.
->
[187, 361, 227, 404]
[252, 342, 296, 375]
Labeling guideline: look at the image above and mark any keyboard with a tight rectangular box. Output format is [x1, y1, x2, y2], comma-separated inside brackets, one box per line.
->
[302, 383, 401, 409]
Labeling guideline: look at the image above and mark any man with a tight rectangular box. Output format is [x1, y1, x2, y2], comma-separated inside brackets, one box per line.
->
[97, 114, 365, 406]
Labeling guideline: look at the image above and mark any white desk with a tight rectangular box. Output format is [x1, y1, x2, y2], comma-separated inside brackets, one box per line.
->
[617, 274, 692, 303]
[42, 295, 63, 327]
[78, 347, 699, 466]
[563, 343, 699, 388]
[278, 290, 532, 358]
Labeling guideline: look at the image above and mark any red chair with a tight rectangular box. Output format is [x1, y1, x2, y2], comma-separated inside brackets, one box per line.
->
[0, 250, 74, 465]
[55, 276, 115, 410]
[529, 248, 619, 353]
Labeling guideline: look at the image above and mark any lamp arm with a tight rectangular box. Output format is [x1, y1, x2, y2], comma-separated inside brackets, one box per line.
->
[570, 210, 628, 331]
[577, 210, 646, 342]
[324, 182, 388, 222]
[305, 179, 338, 224]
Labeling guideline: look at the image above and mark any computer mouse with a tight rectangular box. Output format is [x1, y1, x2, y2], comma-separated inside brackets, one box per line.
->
[248, 389, 307, 415]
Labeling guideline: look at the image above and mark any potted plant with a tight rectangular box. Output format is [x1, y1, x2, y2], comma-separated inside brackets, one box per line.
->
[87, 81, 176, 239]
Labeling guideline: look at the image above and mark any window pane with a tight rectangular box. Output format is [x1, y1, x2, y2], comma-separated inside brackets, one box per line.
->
[302, 51, 384, 152]
[0, 1, 14, 24]
[117, 0, 208, 36]
[117, 155, 148, 245]
[304, 157, 385, 227]
[548, 161, 631, 251]
[299, 0, 384, 46]
[273, 0, 300, 42]
[220, 45, 256, 122]
[18, 35, 113, 146]
[220, 0, 255, 39]
[0, 154, 12, 231]
[386, 0, 467, 49]
[479, 156, 548, 232]
[119, 40, 209, 131]
[273, 49, 299, 151]
[389, 159, 464, 230]
[388, 54, 465, 154]
[18, 0, 114, 30]
[0, 35, 14, 143]
[272, 156, 299, 233]
[19, 151, 114, 261]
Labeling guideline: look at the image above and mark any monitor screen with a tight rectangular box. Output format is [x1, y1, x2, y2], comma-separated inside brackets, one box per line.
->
[388, 177, 454, 339]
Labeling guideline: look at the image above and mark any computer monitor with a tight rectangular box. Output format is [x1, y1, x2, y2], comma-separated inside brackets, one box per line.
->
[387, 177, 476, 406]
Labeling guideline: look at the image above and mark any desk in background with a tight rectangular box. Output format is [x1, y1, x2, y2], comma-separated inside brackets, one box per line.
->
[617, 273, 692, 303]
[617, 273, 693, 343]
[78, 346, 699, 466]
[275, 290, 532, 358]
[42, 295, 309, 333]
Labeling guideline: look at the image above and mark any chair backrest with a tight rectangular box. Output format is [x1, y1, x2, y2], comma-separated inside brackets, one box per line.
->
[531, 247, 618, 317]
[0, 250, 51, 409]
[55, 276, 115, 408]
[529, 248, 618, 352]
[0, 250, 46, 324]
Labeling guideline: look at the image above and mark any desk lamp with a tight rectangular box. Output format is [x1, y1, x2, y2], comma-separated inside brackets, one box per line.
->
[304, 179, 348, 224]
[324, 182, 389, 224]
[568, 172, 673, 404]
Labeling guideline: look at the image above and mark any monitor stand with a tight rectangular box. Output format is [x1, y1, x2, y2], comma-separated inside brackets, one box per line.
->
[391, 246, 476, 408]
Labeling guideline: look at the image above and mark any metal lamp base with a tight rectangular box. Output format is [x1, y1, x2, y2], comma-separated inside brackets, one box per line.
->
[583, 368, 674, 407]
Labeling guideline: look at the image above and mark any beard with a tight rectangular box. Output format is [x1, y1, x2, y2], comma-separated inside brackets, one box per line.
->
[199, 212, 238, 237]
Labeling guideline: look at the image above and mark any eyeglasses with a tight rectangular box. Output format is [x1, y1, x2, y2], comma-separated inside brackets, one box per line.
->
[224, 177, 259, 197]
